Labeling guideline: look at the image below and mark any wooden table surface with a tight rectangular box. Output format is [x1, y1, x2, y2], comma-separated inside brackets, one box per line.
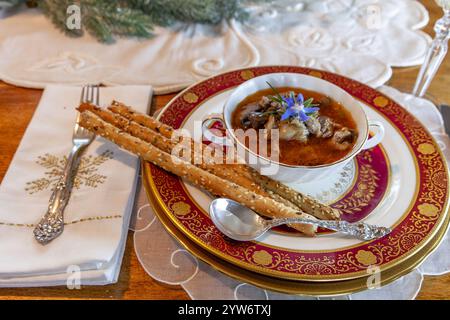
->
[0, 0, 449, 300]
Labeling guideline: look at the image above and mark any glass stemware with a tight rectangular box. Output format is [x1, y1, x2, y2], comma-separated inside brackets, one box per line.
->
[412, 0, 450, 97]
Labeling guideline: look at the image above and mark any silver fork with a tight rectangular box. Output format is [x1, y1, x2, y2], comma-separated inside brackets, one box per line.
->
[33, 85, 99, 245]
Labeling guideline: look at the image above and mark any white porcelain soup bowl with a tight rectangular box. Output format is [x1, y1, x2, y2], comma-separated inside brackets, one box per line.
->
[202, 73, 384, 183]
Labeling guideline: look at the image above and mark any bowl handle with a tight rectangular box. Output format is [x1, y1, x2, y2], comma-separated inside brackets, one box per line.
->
[362, 120, 385, 150]
[201, 114, 234, 147]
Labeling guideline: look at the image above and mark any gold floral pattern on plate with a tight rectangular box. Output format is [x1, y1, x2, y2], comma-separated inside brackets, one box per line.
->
[240, 70, 255, 80]
[418, 143, 436, 155]
[252, 250, 273, 266]
[373, 96, 389, 108]
[308, 70, 323, 78]
[418, 203, 440, 217]
[172, 201, 191, 216]
[332, 151, 381, 216]
[355, 250, 378, 266]
[183, 92, 199, 104]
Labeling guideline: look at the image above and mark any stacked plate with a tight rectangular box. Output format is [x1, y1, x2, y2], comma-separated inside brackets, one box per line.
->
[142, 66, 450, 296]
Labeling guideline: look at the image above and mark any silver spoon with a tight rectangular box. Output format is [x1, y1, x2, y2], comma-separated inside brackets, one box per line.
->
[209, 198, 391, 241]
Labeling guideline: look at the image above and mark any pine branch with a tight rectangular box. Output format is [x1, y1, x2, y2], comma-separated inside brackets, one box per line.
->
[133, 0, 248, 25]
[22, 0, 267, 43]
[99, 4, 154, 39]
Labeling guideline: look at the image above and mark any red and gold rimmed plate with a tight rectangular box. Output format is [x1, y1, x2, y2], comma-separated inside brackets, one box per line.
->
[143, 177, 450, 296]
[143, 66, 450, 282]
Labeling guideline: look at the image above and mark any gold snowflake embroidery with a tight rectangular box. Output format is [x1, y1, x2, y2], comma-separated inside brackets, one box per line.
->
[25, 150, 113, 194]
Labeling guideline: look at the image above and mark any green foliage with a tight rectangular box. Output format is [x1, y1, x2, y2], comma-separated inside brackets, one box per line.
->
[131, 0, 249, 25]
[39, 0, 155, 43]
[1, 0, 264, 43]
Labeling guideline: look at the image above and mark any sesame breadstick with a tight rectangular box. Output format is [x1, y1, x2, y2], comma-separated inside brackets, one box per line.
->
[78, 110, 317, 236]
[109, 100, 174, 138]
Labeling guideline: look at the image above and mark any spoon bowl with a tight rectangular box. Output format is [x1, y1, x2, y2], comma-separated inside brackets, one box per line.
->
[209, 198, 269, 241]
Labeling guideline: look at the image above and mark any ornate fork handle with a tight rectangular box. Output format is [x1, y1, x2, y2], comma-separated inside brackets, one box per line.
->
[267, 217, 391, 241]
[33, 145, 84, 245]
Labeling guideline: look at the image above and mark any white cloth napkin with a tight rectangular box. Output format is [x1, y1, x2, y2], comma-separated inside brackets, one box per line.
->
[0, 85, 152, 287]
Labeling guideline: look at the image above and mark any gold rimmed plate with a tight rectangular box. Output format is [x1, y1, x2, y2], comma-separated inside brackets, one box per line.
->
[143, 66, 450, 283]
[143, 172, 450, 296]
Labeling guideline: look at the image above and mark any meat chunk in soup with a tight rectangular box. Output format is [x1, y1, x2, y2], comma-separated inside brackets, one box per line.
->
[237, 102, 261, 128]
[305, 117, 321, 137]
[279, 119, 309, 142]
[332, 127, 356, 151]
[318, 116, 334, 138]
[287, 115, 335, 139]
[259, 96, 282, 111]
[247, 112, 268, 129]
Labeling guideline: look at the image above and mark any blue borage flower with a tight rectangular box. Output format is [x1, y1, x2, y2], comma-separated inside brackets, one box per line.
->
[280, 92, 319, 122]
[266, 82, 319, 122]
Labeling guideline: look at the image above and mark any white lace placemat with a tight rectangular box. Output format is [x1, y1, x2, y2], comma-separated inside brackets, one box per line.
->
[0, 0, 430, 94]
[130, 86, 450, 300]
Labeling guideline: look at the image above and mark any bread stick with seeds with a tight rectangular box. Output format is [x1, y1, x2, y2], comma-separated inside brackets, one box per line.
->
[108, 101, 341, 220]
[78, 110, 317, 236]
[109, 100, 174, 138]
[248, 171, 340, 220]
[79, 103, 298, 210]
[79, 103, 175, 154]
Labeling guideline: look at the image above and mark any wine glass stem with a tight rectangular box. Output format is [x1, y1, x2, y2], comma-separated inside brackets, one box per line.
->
[413, 9, 450, 97]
